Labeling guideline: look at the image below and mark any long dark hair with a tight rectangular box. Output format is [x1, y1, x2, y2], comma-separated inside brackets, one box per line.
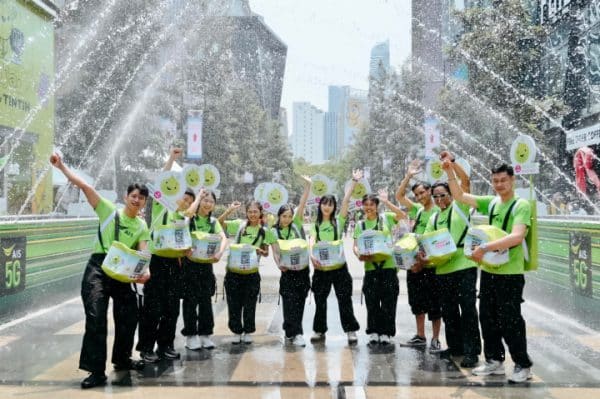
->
[196, 190, 216, 219]
[317, 194, 337, 230]
[275, 203, 294, 229]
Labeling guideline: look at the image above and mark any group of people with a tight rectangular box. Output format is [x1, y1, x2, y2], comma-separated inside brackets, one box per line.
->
[50, 148, 533, 389]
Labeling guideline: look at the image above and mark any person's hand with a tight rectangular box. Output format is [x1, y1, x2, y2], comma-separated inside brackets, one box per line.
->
[49, 153, 63, 168]
[256, 248, 268, 257]
[439, 151, 455, 162]
[170, 147, 183, 160]
[471, 246, 485, 262]
[407, 160, 422, 177]
[279, 266, 287, 272]
[211, 251, 223, 262]
[352, 169, 363, 182]
[359, 254, 374, 262]
[442, 158, 453, 171]
[229, 201, 242, 211]
[300, 175, 312, 186]
[311, 255, 322, 269]
[378, 188, 389, 202]
[410, 263, 424, 273]
[134, 272, 151, 284]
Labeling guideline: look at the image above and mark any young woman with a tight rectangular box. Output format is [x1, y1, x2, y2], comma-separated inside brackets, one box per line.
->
[180, 188, 228, 350]
[395, 160, 443, 351]
[271, 176, 312, 346]
[218, 200, 276, 344]
[309, 170, 361, 345]
[422, 155, 481, 368]
[50, 152, 150, 389]
[353, 190, 405, 345]
[137, 148, 195, 363]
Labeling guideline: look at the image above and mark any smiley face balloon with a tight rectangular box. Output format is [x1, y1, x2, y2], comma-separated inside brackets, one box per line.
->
[150, 170, 187, 212]
[197, 164, 221, 190]
[255, 182, 289, 214]
[182, 165, 202, 190]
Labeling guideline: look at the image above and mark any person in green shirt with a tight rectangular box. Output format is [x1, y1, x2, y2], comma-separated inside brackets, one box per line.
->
[395, 160, 443, 351]
[181, 188, 228, 350]
[353, 190, 404, 345]
[271, 175, 312, 347]
[421, 158, 481, 369]
[219, 200, 276, 344]
[50, 152, 150, 389]
[442, 155, 533, 383]
[309, 170, 361, 345]
[136, 148, 196, 363]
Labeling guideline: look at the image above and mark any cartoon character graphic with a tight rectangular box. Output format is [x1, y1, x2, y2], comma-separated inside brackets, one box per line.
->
[352, 182, 367, 198]
[110, 255, 122, 265]
[312, 179, 328, 196]
[203, 168, 215, 187]
[430, 161, 444, 180]
[268, 188, 283, 204]
[160, 176, 180, 196]
[515, 142, 530, 164]
[185, 168, 200, 188]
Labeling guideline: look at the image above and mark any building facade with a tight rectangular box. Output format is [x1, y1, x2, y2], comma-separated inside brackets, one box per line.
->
[291, 102, 325, 164]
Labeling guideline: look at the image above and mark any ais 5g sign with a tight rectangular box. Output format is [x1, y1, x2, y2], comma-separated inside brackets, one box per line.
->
[0, 237, 26, 297]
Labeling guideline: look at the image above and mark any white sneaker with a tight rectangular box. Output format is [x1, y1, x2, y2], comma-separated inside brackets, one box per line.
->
[241, 333, 253, 344]
[369, 333, 380, 344]
[347, 331, 358, 344]
[310, 332, 325, 343]
[185, 335, 202, 350]
[379, 335, 391, 345]
[429, 338, 444, 353]
[508, 365, 532, 383]
[199, 335, 215, 349]
[473, 360, 505, 376]
[231, 334, 243, 345]
[292, 335, 306, 347]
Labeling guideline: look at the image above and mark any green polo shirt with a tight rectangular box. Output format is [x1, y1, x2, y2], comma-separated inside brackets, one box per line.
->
[225, 219, 276, 248]
[475, 195, 531, 275]
[310, 215, 346, 242]
[93, 197, 150, 254]
[424, 201, 476, 275]
[190, 214, 223, 234]
[409, 203, 439, 234]
[272, 215, 304, 241]
[353, 212, 397, 271]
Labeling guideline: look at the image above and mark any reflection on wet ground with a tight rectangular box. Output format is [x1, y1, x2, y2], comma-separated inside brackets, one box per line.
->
[1, 247, 600, 398]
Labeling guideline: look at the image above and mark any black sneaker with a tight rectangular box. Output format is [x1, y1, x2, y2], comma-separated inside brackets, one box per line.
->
[460, 354, 479, 368]
[140, 350, 159, 363]
[400, 334, 426, 347]
[114, 359, 145, 371]
[80, 372, 107, 389]
[158, 346, 181, 360]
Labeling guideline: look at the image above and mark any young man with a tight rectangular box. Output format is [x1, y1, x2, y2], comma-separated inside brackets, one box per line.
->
[442, 155, 533, 383]
[50, 153, 151, 389]
[395, 160, 443, 351]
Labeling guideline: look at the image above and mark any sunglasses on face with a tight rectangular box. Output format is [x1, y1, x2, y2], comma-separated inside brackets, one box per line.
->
[432, 193, 450, 199]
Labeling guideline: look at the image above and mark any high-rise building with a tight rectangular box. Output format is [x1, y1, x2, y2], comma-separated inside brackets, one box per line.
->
[324, 112, 338, 160]
[369, 40, 390, 81]
[327, 85, 369, 156]
[279, 107, 289, 138]
[291, 102, 325, 164]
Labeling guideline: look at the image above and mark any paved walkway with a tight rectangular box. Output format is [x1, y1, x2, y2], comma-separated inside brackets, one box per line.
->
[1, 238, 600, 398]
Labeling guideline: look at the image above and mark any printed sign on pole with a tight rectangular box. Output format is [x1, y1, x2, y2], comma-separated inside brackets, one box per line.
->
[424, 117, 440, 158]
[187, 111, 202, 160]
[510, 134, 539, 175]
[344, 178, 371, 211]
[147, 171, 186, 212]
[308, 174, 336, 206]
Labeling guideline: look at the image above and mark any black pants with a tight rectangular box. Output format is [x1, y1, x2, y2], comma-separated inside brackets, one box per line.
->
[362, 268, 399, 336]
[79, 254, 138, 373]
[280, 267, 310, 338]
[479, 271, 532, 368]
[136, 256, 181, 353]
[181, 260, 216, 336]
[224, 271, 260, 334]
[437, 267, 481, 357]
[311, 265, 359, 333]
[406, 268, 442, 320]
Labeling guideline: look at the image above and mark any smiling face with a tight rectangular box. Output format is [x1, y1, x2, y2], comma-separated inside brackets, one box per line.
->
[185, 168, 200, 187]
[432, 185, 452, 210]
[123, 188, 147, 215]
[203, 169, 215, 186]
[160, 176, 180, 196]
[278, 208, 294, 228]
[268, 188, 282, 204]
[430, 161, 443, 180]
[198, 192, 216, 216]
[246, 203, 262, 225]
[515, 142, 530, 163]
[362, 199, 378, 219]
[412, 184, 432, 207]
[312, 180, 328, 196]
[352, 182, 367, 198]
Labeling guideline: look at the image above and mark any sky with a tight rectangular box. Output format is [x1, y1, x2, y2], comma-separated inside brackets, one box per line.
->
[249, 0, 412, 129]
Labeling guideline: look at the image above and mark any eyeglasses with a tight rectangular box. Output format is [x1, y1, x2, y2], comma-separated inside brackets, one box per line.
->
[432, 193, 450, 199]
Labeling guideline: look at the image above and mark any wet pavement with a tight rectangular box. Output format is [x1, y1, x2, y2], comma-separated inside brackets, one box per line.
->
[1, 238, 600, 398]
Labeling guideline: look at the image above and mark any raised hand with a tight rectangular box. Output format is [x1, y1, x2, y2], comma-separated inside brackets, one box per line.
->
[439, 151, 454, 162]
[407, 160, 422, 177]
[377, 188, 389, 202]
[170, 147, 183, 159]
[300, 175, 312, 185]
[49, 153, 63, 168]
[352, 169, 363, 181]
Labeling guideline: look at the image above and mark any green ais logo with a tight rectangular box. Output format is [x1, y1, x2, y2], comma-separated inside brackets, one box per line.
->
[0, 237, 26, 297]
[569, 232, 592, 297]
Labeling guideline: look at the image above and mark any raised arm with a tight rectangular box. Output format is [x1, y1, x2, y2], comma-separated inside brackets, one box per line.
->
[340, 169, 362, 219]
[395, 160, 421, 209]
[164, 147, 183, 171]
[441, 158, 477, 208]
[295, 175, 312, 222]
[218, 201, 241, 230]
[440, 151, 470, 194]
[50, 153, 100, 209]
[378, 188, 406, 221]
[184, 187, 206, 218]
